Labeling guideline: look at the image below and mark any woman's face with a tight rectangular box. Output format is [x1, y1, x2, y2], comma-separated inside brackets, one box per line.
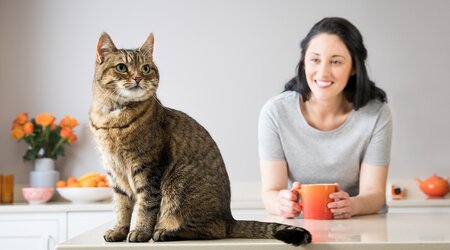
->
[304, 33, 354, 102]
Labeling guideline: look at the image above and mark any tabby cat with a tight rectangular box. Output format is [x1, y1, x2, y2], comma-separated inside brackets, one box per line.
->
[89, 32, 311, 246]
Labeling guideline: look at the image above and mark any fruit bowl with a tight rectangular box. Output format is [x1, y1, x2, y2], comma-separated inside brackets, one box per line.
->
[22, 187, 55, 204]
[57, 187, 112, 203]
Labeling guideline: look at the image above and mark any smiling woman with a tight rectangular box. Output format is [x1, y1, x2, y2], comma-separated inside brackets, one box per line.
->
[259, 17, 392, 220]
[304, 34, 354, 103]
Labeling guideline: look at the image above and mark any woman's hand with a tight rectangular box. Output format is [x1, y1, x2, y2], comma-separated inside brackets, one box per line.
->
[328, 183, 354, 219]
[277, 182, 301, 218]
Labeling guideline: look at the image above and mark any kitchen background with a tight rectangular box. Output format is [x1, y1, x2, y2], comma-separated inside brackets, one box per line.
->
[0, 0, 449, 189]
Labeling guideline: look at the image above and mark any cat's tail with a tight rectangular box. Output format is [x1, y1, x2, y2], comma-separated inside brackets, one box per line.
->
[227, 220, 312, 246]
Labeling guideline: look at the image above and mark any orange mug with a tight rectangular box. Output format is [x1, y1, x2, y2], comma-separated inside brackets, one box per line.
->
[293, 184, 336, 220]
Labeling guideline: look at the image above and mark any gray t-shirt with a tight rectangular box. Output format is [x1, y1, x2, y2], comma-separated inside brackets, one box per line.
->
[258, 91, 392, 197]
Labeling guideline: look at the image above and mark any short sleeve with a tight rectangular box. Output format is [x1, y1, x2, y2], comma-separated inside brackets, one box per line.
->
[258, 101, 286, 161]
[362, 105, 393, 166]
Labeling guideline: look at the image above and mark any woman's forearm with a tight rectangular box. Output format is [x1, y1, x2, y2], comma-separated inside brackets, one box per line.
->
[351, 191, 386, 216]
[262, 190, 282, 216]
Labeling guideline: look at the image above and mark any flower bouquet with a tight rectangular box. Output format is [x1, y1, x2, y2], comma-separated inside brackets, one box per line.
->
[11, 112, 79, 160]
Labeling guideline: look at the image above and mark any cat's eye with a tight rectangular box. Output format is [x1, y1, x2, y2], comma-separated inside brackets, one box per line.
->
[115, 63, 128, 73]
[141, 64, 151, 74]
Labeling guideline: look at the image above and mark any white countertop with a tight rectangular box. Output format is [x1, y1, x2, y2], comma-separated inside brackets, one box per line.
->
[388, 197, 450, 207]
[55, 212, 450, 250]
[0, 200, 263, 213]
[0, 201, 114, 213]
[2, 195, 448, 213]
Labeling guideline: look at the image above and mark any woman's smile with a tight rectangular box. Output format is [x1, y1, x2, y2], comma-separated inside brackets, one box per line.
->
[315, 79, 334, 88]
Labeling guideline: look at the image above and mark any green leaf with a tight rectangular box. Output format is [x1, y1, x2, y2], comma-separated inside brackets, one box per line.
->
[53, 146, 65, 159]
[23, 147, 40, 161]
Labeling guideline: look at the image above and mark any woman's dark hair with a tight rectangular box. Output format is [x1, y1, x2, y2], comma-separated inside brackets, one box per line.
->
[284, 17, 387, 110]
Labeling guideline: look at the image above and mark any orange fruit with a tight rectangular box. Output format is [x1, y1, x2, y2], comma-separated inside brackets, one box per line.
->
[80, 179, 97, 188]
[97, 181, 108, 187]
[67, 176, 77, 184]
[56, 180, 67, 188]
[95, 175, 105, 183]
[67, 182, 81, 187]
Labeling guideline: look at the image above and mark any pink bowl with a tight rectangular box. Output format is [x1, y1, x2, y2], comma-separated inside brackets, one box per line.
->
[22, 187, 54, 204]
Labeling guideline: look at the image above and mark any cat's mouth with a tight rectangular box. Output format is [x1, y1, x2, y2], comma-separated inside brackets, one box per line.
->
[117, 83, 155, 102]
[129, 85, 142, 91]
[126, 82, 143, 91]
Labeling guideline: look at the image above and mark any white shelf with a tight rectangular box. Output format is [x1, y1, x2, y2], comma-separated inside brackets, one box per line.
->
[0, 201, 113, 213]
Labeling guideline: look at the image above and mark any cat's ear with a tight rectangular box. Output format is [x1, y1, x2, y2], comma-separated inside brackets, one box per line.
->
[139, 33, 154, 59]
[96, 32, 117, 64]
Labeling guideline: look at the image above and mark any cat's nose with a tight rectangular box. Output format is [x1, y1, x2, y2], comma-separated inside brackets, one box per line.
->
[134, 77, 142, 84]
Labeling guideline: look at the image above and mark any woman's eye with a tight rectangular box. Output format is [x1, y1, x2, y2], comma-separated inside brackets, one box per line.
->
[141, 65, 151, 74]
[331, 60, 342, 65]
[310, 58, 320, 63]
[115, 63, 128, 73]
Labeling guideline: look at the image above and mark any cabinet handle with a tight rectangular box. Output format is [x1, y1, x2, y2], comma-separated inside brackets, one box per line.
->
[47, 235, 55, 250]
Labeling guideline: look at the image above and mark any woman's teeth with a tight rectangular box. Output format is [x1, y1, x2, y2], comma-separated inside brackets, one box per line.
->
[315, 80, 333, 87]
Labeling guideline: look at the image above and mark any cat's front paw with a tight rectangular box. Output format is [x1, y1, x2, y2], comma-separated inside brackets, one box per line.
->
[127, 229, 152, 242]
[103, 227, 129, 242]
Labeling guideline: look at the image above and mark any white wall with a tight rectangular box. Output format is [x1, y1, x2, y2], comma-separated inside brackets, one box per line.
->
[1, 0, 449, 187]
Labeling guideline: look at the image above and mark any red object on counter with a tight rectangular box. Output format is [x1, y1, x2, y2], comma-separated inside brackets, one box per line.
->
[391, 185, 405, 200]
[415, 174, 450, 198]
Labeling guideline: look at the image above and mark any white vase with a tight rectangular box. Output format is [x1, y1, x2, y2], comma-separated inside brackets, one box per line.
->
[30, 158, 59, 188]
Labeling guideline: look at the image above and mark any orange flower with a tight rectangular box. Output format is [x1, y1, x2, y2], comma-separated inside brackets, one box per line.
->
[23, 122, 34, 135]
[13, 112, 28, 127]
[60, 127, 78, 144]
[35, 113, 55, 127]
[11, 112, 79, 161]
[60, 116, 79, 128]
[11, 123, 22, 130]
[68, 134, 77, 144]
[60, 127, 73, 139]
[11, 126, 25, 139]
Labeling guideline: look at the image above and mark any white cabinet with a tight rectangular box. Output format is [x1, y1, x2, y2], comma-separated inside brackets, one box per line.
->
[67, 211, 114, 239]
[0, 204, 267, 250]
[0, 212, 66, 250]
[0, 203, 114, 250]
